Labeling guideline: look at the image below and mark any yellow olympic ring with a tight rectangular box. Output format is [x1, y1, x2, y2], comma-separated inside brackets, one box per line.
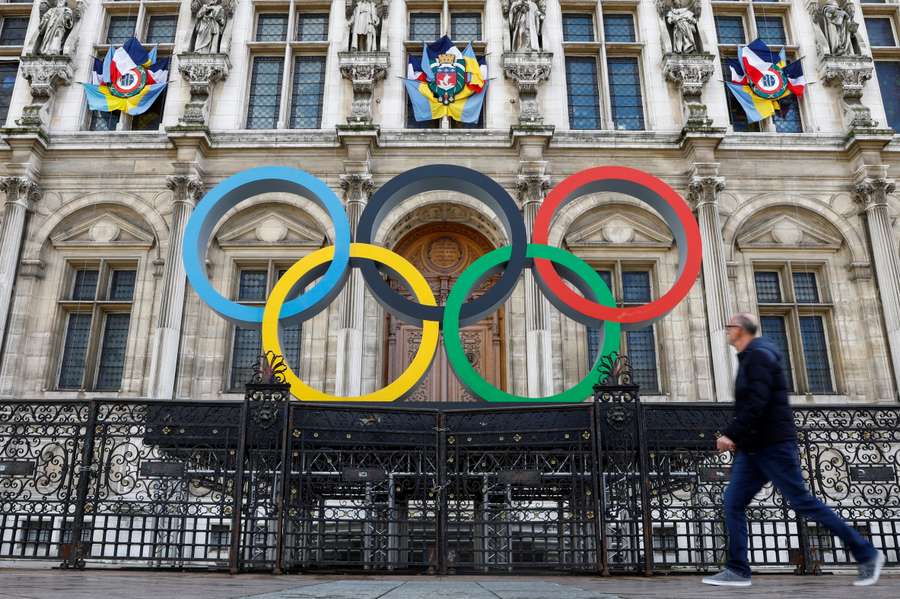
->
[262, 243, 439, 402]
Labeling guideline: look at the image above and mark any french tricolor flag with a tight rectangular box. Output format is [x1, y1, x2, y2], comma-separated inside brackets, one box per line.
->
[784, 60, 807, 97]
[739, 41, 772, 86]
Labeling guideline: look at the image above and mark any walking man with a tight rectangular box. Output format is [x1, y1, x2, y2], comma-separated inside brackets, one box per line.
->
[702, 312, 885, 587]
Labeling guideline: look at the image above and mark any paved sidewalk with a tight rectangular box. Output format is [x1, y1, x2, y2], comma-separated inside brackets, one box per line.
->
[0, 569, 896, 599]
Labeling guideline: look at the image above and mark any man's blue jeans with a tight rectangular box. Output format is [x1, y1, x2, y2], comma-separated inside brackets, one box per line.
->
[724, 440, 877, 577]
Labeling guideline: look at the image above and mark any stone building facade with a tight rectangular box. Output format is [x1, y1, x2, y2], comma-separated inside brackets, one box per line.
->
[0, 0, 897, 405]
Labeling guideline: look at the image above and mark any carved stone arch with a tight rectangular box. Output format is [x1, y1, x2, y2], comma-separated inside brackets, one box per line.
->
[24, 193, 167, 262]
[723, 196, 867, 263]
[210, 194, 335, 245]
[548, 195, 676, 248]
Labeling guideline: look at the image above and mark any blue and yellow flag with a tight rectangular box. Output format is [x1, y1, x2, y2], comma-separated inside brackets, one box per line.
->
[82, 38, 169, 116]
[404, 36, 487, 123]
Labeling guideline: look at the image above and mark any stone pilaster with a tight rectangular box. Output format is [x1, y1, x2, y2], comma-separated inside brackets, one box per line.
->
[0, 177, 41, 356]
[334, 173, 374, 396]
[177, 53, 231, 127]
[688, 164, 734, 401]
[853, 167, 900, 397]
[147, 175, 204, 399]
[518, 169, 554, 396]
[338, 52, 390, 125]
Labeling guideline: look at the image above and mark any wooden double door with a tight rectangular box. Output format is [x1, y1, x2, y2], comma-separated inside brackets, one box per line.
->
[385, 224, 505, 402]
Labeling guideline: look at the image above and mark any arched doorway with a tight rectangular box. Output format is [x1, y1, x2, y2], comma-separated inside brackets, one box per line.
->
[384, 223, 506, 402]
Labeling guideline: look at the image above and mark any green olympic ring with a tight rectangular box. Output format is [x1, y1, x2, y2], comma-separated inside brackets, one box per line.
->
[443, 243, 621, 403]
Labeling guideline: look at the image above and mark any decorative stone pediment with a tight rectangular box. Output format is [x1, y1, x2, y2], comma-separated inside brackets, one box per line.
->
[566, 214, 673, 248]
[50, 213, 155, 249]
[737, 214, 843, 250]
[216, 213, 323, 248]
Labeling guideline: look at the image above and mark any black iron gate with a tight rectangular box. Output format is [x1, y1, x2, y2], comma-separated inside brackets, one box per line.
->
[1, 358, 898, 574]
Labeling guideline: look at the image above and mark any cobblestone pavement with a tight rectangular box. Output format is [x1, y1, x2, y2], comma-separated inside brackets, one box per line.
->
[0, 569, 896, 599]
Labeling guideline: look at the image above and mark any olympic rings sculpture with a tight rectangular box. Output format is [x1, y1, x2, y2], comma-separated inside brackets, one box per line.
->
[183, 164, 702, 403]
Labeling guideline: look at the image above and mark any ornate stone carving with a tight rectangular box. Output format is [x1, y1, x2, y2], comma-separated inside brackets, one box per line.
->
[346, 0, 387, 52]
[0, 177, 42, 208]
[819, 54, 878, 130]
[502, 0, 545, 52]
[808, 0, 862, 58]
[340, 173, 375, 204]
[338, 52, 389, 124]
[656, 0, 703, 54]
[17, 55, 74, 127]
[688, 174, 726, 208]
[166, 175, 205, 205]
[662, 53, 716, 130]
[854, 175, 896, 209]
[176, 53, 231, 126]
[516, 173, 550, 207]
[502, 52, 552, 125]
[190, 0, 236, 55]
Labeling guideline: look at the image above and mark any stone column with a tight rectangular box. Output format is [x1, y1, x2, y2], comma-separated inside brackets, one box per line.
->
[0, 177, 41, 352]
[853, 169, 900, 396]
[147, 175, 204, 399]
[334, 173, 374, 396]
[688, 164, 734, 401]
[518, 171, 554, 396]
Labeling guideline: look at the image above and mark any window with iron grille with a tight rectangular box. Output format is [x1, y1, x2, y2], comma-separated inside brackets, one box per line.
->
[247, 57, 284, 129]
[89, 110, 120, 132]
[608, 57, 644, 130]
[565, 57, 601, 130]
[451, 12, 481, 40]
[0, 16, 28, 45]
[755, 16, 786, 46]
[56, 263, 136, 391]
[716, 16, 745, 44]
[229, 266, 302, 391]
[409, 12, 440, 41]
[875, 61, 899, 131]
[0, 60, 16, 124]
[720, 57, 761, 133]
[755, 266, 835, 394]
[146, 14, 177, 44]
[256, 13, 288, 41]
[290, 56, 326, 128]
[587, 268, 660, 393]
[866, 18, 897, 46]
[562, 14, 594, 42]
[106, 15, 137, 45]
[604, 14, 635, 43]
[297, 13, 329, 41]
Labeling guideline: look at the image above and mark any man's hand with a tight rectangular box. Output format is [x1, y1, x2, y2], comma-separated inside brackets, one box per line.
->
[716, 435, 736, 453]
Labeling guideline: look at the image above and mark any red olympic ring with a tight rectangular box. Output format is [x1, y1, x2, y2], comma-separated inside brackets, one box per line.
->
[532, 166, 702, 328]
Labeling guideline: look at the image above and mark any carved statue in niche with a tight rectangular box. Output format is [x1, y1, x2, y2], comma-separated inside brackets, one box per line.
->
[191, 0, 235, 54]
[809, 0, 862, 56]
[25, 0, 85, 57]
[347, 0, 387, 52]
[502, 0, 546, 52]
[656, 0, 703, 54]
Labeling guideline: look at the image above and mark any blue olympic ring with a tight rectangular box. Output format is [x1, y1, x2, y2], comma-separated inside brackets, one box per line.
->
[182, 166, 351, 327]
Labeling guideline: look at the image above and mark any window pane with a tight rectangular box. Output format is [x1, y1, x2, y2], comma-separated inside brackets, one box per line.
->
[451, 12, 481, 40]
[132, 88, 166, 131]
[866, 18, 896, 47]
[72, 269, 99, 301]
[626, 328, 659, 392]
[722, 59, 760, 132]
[875, 61, 900, 132]
[604, 14, 635, 43]
[107, 16, 137, 45]
[587, 270, 614, 367]
[799, 316, 833, 393]
[58, 313, 92, 389]
[759, 315, 794, 392]
[792, 272, 819, 303]
[109, 270, 136, 302]
[96, 313, 130, 391]
[622, 271, 651, 303]
[0, 61, 17, 124]
[297, 13, 328, 41]
[773, 100, 803, 132]
[146, 15, 178, 44]
[754, 271, 782, 303]
[290, 56, 326, 129]
[230, 327, 261, 390]
[0, 17, 28, 46]
[256, 13, 288, 41]
[562, 14, 594, 42]
[89, 110, 120, 131]
[410, 13, 440, 41]
[608, 57, 644, 130]
[755, 16, 786, 46]
[715, 16, 745, 45]
[238, 270, 267, 302]
[281, 323, 301, 370]
[565, 57, 600, 130]
[246, 57, 284, 129]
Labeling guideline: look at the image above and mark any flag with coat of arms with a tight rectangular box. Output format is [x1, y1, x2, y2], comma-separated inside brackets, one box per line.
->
[725, 39, 806, 123]
[83, 37, 169, 115]
[404, 36, 488, 123]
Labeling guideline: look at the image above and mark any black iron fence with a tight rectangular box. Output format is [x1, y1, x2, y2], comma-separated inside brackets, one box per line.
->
[0, 369, 898, 574]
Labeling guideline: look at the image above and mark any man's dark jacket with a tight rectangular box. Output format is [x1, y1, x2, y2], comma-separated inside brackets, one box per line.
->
[724, 336, 796, 451]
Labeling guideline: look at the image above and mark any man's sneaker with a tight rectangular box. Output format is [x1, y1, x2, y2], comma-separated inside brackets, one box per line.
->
[701, 569, 752, 587]
[854, 551, 885, 586]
